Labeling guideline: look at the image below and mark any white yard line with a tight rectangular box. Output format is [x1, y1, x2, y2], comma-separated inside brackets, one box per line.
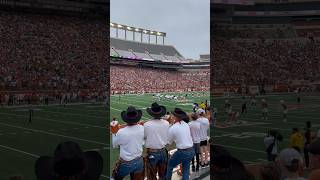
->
[40, 110, 106, 119]
[0, 144, 40, 158]
[0, 122, 108, 146]
[0, 112, 105, 129]
[213, 143, 266, 154]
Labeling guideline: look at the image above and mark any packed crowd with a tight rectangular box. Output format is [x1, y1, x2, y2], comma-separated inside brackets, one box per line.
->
[0, 11, 107, 104]
[213, 38, 320, 86]
[0, 90, 106, 106]
[110, 103, 211, 180]
[110, 65, 210, 94]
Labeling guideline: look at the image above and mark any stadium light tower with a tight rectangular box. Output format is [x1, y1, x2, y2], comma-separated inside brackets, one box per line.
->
[110, 22, 166, 45]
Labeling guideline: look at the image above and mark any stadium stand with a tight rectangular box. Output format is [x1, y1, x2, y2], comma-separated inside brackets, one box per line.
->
[212, 0, 320, 93]
[110, 65, 209, 94]
[0, 0, 108, 105]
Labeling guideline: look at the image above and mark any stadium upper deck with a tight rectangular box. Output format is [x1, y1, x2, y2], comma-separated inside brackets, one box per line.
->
[110, 37, 185, 62]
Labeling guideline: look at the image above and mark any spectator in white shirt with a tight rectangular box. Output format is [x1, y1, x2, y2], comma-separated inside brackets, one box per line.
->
[167, 108, 194, 180]
[144, 102, 169, 180]
[197, 108, 210, 167]
[112, 106, 145, 180]
[189, 113, 201, 172]
[264, 130, 278, 162]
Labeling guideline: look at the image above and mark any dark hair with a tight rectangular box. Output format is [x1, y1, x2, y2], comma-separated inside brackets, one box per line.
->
[293, 128, 299, 132]
[286, 159, 300, 172]
[191, 113, 198, 120]
[306, 121, 311, 129]
[260, 163, 281, 180]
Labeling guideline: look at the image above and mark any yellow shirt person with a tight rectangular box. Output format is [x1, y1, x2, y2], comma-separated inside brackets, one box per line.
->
[289, 128, 304, 152]
[199, 102, 206, 110]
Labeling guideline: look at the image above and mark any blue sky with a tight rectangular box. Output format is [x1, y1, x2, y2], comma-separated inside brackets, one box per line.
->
[110, 0, 210, 59]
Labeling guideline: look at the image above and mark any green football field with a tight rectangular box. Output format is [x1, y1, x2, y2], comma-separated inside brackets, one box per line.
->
[212, 93, 320, 166]
[0, 91, 209, 180]
[0, 103, 109, 180]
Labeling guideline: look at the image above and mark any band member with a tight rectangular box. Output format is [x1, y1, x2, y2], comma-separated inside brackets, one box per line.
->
[197, 109, 210, 167]
[167, 108, 194, 180]
[144, 102, 169, 180]
[112, 106, 144, 180]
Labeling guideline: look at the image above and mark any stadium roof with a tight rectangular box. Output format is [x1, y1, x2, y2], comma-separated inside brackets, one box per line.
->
[110, 22, 166, 37]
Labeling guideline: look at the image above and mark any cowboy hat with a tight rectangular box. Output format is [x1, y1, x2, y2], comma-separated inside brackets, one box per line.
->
[121, 106, 142, 124]
[34, 141, 103, 180]
[171, 108, 189, 122]
[146, 102, 166, 119]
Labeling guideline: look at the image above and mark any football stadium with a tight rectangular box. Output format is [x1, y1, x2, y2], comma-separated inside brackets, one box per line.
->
[109, 22, 210, 179]
[109, 1, 210, 179]
[212, 0, 320, 179]
[0, 0, 108, 180]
